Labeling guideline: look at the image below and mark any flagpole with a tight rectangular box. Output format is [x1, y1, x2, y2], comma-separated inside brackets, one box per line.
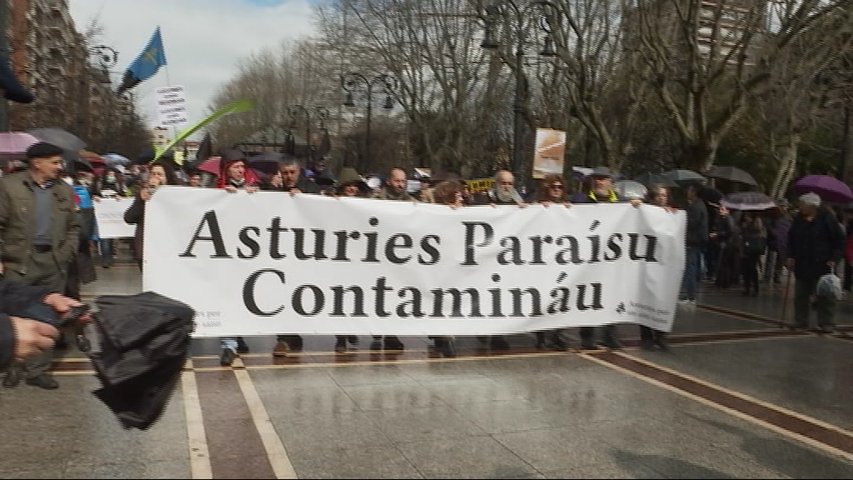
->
[159, 28, 180, 154]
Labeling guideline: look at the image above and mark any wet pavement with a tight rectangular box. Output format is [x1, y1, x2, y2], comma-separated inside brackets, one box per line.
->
[1, 247, 851, 478]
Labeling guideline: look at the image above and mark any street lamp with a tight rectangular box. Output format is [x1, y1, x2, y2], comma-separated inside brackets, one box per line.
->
[340, 72, 397, 171]
[288, 105, 330, 168]
[481, 0, 558, 191]
[88, 45, 119, 84]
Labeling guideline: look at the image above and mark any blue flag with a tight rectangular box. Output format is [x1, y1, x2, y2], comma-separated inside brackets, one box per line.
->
[117, 27, 167, 95]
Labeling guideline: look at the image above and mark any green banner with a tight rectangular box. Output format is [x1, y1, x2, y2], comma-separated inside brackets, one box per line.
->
[154, 99, 254, 164]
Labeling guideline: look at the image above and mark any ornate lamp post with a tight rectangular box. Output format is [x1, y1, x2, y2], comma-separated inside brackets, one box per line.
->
[340, 72, 397, 171]
[288, 105, 330, 168]
[481, 0, 558, 191]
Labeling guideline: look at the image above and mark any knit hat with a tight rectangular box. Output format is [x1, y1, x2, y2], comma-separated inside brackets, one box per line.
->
[26, 142, 64, 159]
[798, 192, 821, 207]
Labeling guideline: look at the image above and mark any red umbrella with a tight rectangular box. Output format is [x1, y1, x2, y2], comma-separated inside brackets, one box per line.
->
[197, 156, 220, 176]
[794, 175, 853, 203]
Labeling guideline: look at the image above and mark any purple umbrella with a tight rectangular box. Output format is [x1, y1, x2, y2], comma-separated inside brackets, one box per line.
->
[794, 175, 853, 203]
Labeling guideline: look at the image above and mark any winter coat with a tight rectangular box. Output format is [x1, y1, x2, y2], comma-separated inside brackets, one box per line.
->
[0, 171, 80, 277]
[786, 210, 845, 280]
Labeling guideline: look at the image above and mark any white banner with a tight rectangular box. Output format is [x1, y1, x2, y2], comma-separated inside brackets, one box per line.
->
[156, 85, 189, 128]
[93, 197, 136, 239]
[144, 187, 686, 338]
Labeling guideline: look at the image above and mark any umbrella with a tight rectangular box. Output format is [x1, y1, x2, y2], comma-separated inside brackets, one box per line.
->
[793, 175, 853, 203]
[88, 292, 194, 430]
[698, 186, 724, 205]
[720, 191, 776, 211]
[705, 165, 758, 186]
[0, 131, 38, 154]
[663, 169, 707, 185]
[247, 151, 283, 174]
[197, 156, 220, 176]
[28, 127, 86, 152]
[103, 153, 131, 167]
[634, 172, 678, 188]
[614, 180, 648, 200]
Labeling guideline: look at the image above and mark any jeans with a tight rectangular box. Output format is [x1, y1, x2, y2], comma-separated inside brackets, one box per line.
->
[220, 337, 238, 352]
[681, 246, 701, 300]
[99, 239, 113, 266]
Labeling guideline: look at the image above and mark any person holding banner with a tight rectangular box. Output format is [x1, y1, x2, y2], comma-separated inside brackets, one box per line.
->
[534, 174, 571, 351]
[214, 150, 258, 366]
[93, 166, 132, 268]
[640, 185, 674, 351]
[124, 160, 179, 271]
[470, 169, 526, 351]
[265, 157, 318, 357]
[571, 166, 641, 350]
[368, 167, 415, 352]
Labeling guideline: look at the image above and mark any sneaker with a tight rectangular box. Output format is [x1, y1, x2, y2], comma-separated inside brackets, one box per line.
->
[580, 340, 599, 351]
[272, 341, 289, 357]
[220, 348, 237, 366]
[602, 336, 623, 350]
[551, 338, 569, 351]
[25, 374, 59, 390]
[236, 337, 250, 354]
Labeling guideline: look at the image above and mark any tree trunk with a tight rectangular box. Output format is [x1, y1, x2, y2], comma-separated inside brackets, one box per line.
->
[770, 133, 800, 199]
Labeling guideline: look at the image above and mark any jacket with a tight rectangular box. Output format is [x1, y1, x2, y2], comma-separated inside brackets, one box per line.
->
[786, 209, 845, 280]
[684, 199, 709, 248]
[0, 171, 80, 276]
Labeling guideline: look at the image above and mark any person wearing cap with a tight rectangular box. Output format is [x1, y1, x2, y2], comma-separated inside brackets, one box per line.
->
[570, 166, 641, 350]
[0, 142, 81, 390]
[785, 192, 845, 333]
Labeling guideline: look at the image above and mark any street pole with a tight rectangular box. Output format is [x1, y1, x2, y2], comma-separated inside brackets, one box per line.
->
[513, 43, 526, 191]
[365, 83, 373, 172]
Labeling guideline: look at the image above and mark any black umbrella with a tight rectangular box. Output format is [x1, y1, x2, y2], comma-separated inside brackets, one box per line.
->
[634, 172, 677, 188]
[247, 151, 283, 174]
[705, 165, 758, 186]
[87, 292, 195, 430]
[28, 127, 86, 152]
[663, 169, 707, 186]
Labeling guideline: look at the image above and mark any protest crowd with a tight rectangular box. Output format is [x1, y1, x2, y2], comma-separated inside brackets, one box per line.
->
[3, 143, 847, 379]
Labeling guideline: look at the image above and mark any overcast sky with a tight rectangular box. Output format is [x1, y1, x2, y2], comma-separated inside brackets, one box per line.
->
[68, 0, 318, 133]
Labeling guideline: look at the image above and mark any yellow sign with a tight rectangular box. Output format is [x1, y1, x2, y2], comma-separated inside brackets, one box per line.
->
[465, 178, 494, 193]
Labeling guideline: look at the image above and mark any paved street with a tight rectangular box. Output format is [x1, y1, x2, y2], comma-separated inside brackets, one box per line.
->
[0, 247, 851, 479]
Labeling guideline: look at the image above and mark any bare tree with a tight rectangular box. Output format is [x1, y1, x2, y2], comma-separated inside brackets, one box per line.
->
[632, 0, 848, 171]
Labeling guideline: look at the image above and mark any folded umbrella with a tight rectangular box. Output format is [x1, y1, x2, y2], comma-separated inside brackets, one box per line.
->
[87, 292, 195, 430]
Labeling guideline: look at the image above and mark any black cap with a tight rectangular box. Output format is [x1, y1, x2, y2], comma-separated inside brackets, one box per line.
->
[26, 142, 64, 159]
[590, 166, 613, 178]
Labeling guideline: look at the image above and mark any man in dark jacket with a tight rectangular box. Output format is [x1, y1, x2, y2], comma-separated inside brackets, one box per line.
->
[681, 184, 708, 302]
[264, 157, 319, 357]
[786, 193, 845, 333]
[570, 166, 641, 350]
[0, 142, 81, 390]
